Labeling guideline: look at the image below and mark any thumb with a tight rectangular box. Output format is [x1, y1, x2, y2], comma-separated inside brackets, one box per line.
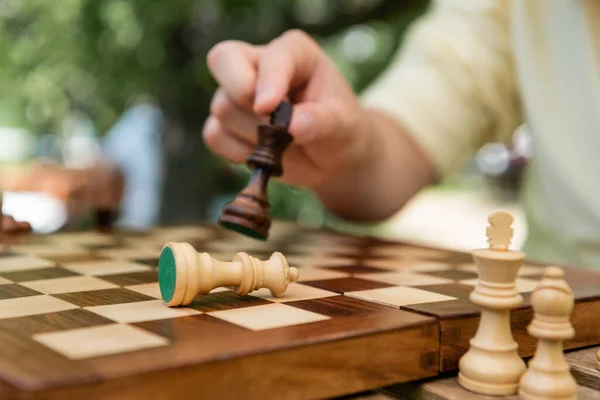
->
[288, 101, 344, 145]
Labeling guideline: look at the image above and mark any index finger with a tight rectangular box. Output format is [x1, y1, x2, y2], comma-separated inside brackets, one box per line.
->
[207, 40, 262, 110]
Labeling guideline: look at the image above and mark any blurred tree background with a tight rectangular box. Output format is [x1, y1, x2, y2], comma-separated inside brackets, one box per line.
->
[0, 0, 429, 230]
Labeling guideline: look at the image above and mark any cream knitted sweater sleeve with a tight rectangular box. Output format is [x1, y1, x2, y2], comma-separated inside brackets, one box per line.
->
[361, 0, 523, 178]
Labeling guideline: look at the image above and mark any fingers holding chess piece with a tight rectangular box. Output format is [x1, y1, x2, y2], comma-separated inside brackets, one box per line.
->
[519, 266, 577, 400]
[458, 210, 527, 395]
[218, 101, 294, 240]
[158, 242, 299, 307]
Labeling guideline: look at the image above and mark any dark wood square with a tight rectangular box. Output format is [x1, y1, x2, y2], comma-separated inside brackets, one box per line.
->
[184, 291, 271, 312]
[323, 265, 390, 274]
[98, 270, 158, 286]
[0, 267, 79, 283]
[132, 258, 160, 266]
[0, 309, 113, 336]
[53, 288, 156, 307]
[288, 295, 391, 317]
[0, 284, 43, 299]
[302, 278, 394, 293]
[420, 269, 478, 281]
[410, 284, 475, 300]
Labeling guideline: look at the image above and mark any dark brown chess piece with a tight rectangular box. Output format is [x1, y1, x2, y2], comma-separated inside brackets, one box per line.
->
[218, 101, 294, 240]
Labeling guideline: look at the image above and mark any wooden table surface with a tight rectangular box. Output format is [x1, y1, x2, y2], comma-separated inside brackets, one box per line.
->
[344, 346, 600, 400]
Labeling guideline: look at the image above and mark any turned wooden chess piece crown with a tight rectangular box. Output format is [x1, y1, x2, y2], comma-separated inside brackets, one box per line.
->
[458, 211, 527, 396]
[158, 242, 299, 307]
[218, 101, 294, 240]
[519, 266, 577, 400]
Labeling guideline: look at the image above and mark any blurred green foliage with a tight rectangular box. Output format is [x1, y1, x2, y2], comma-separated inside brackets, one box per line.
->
[0, 0, 429, 225]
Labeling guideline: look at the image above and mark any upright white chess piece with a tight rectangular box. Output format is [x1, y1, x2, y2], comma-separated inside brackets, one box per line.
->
[519, 266, 577, 399]
[458, 211, 527, 395]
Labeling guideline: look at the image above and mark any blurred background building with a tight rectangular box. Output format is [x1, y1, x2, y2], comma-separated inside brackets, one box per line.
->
[0, 0, 530, 250]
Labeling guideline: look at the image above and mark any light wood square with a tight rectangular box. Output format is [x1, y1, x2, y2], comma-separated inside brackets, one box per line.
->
[249, 283, 337, 303]
[372, 246, 448, 259]
[62, 260, 152, 276]
[0, 295, 78, 319]
[152, 225, 215, 241]
[296, 268, 349, 282]
[0, 255, 55, 272]
[33, 324, 169, 360]
[208, 303, 330, 331]
[96, 247, 159, 260]
[304, 256, 357, 269]
[85, 300, 201, 323]
[49, 232, 116, 246]
[125, 283, 162, 299]
[346, 286, 457, 307]
[355, 272, 453, 286]
[359, 258, 408, 270]
[0, 277, 12, 285]
[459, 278, 540, 293]
[407, 262, 454, 272]
[20, 276, 118, 294]
[9, 244, 87, 258]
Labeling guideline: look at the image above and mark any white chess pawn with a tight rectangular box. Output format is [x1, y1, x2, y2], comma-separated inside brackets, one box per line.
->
[158, 242, 299, 306]
[519, 266, 577, 400]
[458, 210, 527, 395]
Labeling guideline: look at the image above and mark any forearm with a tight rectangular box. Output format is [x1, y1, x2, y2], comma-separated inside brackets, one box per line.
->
[313, 108, 438, 222]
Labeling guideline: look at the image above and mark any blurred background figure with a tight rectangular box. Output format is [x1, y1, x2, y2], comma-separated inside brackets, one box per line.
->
[0, 0, 527, 250]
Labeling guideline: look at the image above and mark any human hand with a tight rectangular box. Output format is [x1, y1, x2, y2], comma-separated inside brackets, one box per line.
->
[203, 30, 374, 189]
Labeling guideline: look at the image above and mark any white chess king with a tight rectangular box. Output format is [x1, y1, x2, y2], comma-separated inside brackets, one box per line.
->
[458, 210, 527, 395]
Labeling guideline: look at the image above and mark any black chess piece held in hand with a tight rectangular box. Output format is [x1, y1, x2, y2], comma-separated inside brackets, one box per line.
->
[218, 101, 294, 240]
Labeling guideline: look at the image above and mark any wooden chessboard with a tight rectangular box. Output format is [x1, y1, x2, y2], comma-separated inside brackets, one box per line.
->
[0, 221, 599, 399]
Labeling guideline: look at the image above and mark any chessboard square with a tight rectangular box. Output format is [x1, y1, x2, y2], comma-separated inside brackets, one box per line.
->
[249, 283, 337, 303]
[0, 255, 55, 272]
[358, 258, 406, 270]
[208, 303, 330, 331]
[85, 300, 201, 323]
[125, 283, 161, 299]
[421, 269, 478, 281]
[62, 260, 152, 276]
[9, 244, 87, 258]
[32, 323, 169, 360]
[20, 276, 118, 294]
[96, 247, 159, 261]
[355, 272, 453, 286]
[1, 267, 80, 283]
[53, 288, 156, 307]
[324, 265, 390, 275]
[307, 257, 359, 269]
[0, 295, 78, 319]
[0, 284, 43, 300]
[346, 286, 457, 307]
[295, 268, 349, 282]
[301, 277, 394, 293]
[98, 271, 157, 286]
[50, 231, 117, 247]
[407, 262, 454, 272]
[0, 277, 12, 285]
